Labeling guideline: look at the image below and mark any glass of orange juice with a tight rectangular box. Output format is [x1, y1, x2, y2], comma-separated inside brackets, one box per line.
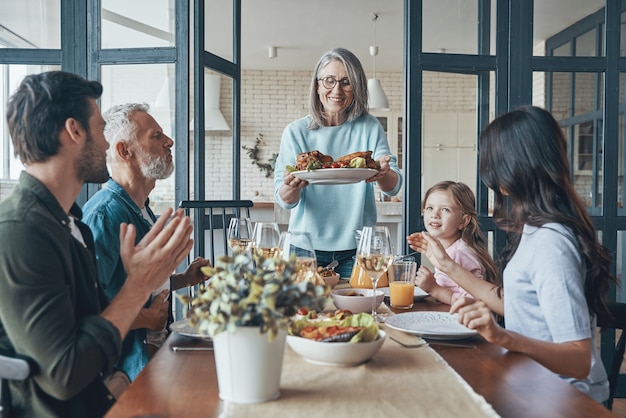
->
[388, 258, 417, 309]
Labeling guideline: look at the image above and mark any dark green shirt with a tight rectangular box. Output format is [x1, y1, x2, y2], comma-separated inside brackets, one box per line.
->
[0, 172, 121, 418]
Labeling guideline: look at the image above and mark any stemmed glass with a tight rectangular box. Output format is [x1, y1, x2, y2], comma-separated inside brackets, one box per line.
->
[279, 231, 317, 283]
[251, 222, 282, 265]
[227, 217, 253, 255]
[356, 226, 394, 321]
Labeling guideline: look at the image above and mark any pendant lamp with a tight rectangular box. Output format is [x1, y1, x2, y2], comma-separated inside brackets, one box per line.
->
[368, 13, 389, 110]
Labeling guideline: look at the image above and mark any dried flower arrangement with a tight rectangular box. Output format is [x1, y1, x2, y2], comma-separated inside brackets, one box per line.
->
[180, 252, 329, 341]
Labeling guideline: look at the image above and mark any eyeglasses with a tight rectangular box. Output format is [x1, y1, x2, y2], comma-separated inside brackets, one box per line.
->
[317, 76, 353, 91]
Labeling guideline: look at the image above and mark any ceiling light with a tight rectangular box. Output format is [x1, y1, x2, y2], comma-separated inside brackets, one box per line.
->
[368, 13, 389, 110]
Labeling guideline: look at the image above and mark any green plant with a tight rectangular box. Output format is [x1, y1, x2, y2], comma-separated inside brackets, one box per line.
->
[179, 253, 328, 341]
[242, 133, 278, 178]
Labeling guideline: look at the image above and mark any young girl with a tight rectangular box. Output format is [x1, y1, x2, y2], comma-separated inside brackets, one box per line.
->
[410, 181, 498, 305]
[409, 106, 615, 404]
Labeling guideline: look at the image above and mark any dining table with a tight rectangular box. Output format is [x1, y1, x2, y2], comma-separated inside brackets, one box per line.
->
[105, 292, 614, 418]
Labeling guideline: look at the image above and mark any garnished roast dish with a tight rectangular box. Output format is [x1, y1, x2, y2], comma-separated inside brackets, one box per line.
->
[287, 150, 380, 172]
[335, 151, 379, 169]
[295, 150, 333, 171]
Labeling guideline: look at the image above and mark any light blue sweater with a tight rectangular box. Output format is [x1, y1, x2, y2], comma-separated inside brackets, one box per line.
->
[274, 114, 403, 251]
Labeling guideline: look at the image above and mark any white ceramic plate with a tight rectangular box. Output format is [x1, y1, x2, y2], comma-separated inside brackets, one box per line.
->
[384, 311, 478, 341]
[380, 286, 429, 300]
[169, 319, 212, 340]
[287, 330, 386, 366]
[291, 168, 378, 185]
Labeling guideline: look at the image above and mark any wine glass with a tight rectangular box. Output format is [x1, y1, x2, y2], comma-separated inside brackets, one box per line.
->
[227, 217, 253, 255]
[279, 231, 317, 283]
[251, 222, 281, 265]
[356, 226, 394, 321]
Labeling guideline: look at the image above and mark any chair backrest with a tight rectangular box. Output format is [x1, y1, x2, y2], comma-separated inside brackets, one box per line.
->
[178, 200, 254, 266]
[0, 354, 32, 418]
[602, 302, 626, 410]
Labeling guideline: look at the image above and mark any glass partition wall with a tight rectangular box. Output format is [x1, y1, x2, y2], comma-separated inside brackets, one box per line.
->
[2, 0, 626, 366]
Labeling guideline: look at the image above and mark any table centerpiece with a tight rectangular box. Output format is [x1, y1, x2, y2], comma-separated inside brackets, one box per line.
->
[179, 252, 328, 403]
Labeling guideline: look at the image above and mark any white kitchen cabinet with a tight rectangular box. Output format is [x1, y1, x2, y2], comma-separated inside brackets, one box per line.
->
[422, 111, 477, 196]
[371, 110, 403, 168]
[370, 110, 478, 197]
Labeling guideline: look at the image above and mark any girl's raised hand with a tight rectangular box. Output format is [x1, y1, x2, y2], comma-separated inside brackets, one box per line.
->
[414, 265, 437, 294]
[407, 231, 451, 271]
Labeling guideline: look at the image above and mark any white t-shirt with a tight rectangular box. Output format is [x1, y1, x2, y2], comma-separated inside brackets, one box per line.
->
[504, 223, 608, 403]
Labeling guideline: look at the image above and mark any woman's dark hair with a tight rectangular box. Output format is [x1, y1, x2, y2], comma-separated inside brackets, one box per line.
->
[422, 181, 500, 287]
[479, 105, 616, 322]
[6, 71, 103, 164]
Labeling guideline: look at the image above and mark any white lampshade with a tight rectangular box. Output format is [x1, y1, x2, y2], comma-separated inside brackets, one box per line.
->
[368, 78, 389, 110]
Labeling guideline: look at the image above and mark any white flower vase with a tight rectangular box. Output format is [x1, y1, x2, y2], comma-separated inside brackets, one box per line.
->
[212, 326, 287, 403]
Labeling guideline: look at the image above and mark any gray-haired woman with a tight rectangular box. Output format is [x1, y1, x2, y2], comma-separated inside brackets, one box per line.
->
[274, 48, 403, 278]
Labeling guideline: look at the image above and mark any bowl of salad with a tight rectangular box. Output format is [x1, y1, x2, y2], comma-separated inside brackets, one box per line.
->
[287, 312, 385, 366]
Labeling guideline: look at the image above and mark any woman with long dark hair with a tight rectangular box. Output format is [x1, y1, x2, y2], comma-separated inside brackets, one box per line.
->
[410, 105, 615, 403]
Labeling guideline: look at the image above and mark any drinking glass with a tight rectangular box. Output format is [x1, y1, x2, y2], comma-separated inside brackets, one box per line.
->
[251, 222, 281, 263]
[279, 231, 317, 283]
[388, 257, 417, 309]
[356, 226, 394, 321]
[227, 217, 253, 254]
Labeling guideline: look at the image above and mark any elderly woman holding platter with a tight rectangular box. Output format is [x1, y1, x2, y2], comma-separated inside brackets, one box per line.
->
[273, 47, 403, 278]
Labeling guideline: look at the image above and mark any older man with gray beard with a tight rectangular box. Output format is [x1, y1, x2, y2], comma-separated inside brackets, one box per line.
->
[82, 103, 209, 383]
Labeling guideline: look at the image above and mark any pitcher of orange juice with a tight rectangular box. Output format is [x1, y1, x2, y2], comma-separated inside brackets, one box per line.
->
[350, 230, 389, 288]
[349, 257, 388, 288]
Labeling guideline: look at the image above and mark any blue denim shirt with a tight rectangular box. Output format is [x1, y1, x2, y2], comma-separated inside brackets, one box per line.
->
[82, 179, 156, 381]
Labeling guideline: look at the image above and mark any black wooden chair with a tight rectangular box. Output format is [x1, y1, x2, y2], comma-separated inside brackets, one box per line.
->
[601, 302, 626, 410]
[176, 200, 253, 320]
[178, 200, 254, 266]
[0, 353, 33, 418]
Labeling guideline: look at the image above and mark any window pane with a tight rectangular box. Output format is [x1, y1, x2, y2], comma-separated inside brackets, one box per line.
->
[422, 71, 478, 200]
[575, 72, 598, 114]
[0, 0, 60, 48]
[0, 64, 61, 181]
[423, 0, 481, 55]
[189, 70, 234, 200]
[101, 0, 174, 48]
[574, 28, 598, 57]
[205, 0, 233, 62]
[534, 1, 604, 57]
[100, 64, 176, 214]
[199, 71, 233, 199]
[537, 71, 605, 215]
[552, 42, 571, 57]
